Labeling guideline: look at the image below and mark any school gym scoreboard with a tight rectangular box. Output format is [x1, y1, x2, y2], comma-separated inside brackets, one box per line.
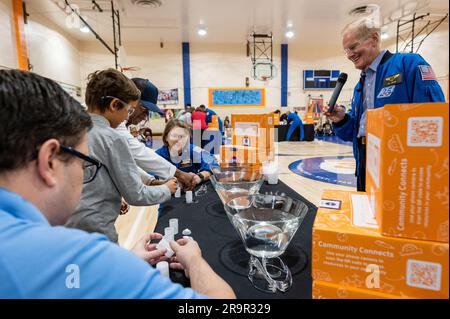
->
[303, 70, 341, 90]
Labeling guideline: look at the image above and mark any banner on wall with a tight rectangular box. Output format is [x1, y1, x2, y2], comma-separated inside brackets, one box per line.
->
[208, 88, 265, 107]
[158, 88, 179, 105]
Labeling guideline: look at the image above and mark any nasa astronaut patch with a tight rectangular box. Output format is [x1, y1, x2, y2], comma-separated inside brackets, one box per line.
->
[377, 85, 395, 98]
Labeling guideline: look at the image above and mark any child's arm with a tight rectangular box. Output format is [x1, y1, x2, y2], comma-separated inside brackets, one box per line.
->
[107, 136, 172, 206]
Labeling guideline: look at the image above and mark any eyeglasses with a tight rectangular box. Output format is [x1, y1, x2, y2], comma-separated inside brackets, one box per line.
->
[59, 145, 103, 184]
[343, 37, 369, 56]
[168, 132, 189, 140]
[101, 96, 135, 116]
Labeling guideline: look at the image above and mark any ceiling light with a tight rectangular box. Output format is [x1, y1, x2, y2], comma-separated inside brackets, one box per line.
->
[198, 26, 207, 36]
[285, 30, 294, 38]
[80, 24, 90, 33]
[381, 32, 389, 40]
[80, 17, 89, 33]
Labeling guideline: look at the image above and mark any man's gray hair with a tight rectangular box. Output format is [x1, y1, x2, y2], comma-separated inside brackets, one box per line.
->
[342, 18, 381, 40]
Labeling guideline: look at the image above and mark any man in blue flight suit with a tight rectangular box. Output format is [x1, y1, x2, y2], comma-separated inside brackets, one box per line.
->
[325, 19, 445, 191]
[286, 110, 305, 141]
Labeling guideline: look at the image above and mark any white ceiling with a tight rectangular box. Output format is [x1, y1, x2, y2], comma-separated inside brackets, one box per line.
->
[26, 0, 449, 45]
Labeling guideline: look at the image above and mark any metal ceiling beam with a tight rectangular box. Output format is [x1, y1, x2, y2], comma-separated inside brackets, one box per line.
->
[64, 0, 121, 69]
[396, 12, 449, 53]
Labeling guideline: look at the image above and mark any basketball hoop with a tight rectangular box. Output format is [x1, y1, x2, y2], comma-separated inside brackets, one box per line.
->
[253, 62, 277, 82]
[121, 66, 141, 72]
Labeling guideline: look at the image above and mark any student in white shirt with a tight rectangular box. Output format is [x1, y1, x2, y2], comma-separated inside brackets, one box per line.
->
[115, 78, 197, 190]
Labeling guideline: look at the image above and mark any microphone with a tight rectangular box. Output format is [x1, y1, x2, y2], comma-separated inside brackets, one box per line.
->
[327, 73, 348, 113]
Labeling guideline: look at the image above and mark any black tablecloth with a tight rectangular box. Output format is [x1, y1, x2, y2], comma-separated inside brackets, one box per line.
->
[156, 181, 317, 299]
[276, 124, 314, 142]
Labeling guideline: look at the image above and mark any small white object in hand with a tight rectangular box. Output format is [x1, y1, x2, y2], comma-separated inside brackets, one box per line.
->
[164, 226, 175, 242]
[156, 261, 169, 277]
[183, 236, 193, 240]
[182, 228, 192, 236]
[156, 238, 174, 258]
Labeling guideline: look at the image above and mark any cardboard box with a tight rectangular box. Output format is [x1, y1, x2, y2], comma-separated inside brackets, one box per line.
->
[220, 144, 261, 166]
[366, 103, 449, 243]
[208, 115, 219, 130]
[231, 113, 275, 154]
[305, 112, 315, 124]
[312, 190, 449, 299]
[274, 113, 280, 125]
[313, 280, 406, 299]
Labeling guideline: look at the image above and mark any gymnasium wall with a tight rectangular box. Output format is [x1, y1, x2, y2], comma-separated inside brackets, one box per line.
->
[0, 0, 81, 89]
[78, 23, 448, 119]
[0, 0, 18, 69]
[1, 0, 448, 116]
[79, 41, 185, 106]
[26, 12, 81, 88]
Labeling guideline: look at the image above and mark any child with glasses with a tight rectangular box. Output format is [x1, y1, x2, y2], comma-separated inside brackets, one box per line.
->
[66, 69, 178, 243]
[156, 120, 219, 187]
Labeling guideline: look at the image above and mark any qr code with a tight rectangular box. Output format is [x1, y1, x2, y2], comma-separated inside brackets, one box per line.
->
[407, 117, 443, 147]
[406, 259, 442, 291]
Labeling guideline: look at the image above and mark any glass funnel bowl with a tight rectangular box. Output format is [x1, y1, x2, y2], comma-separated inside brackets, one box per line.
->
[210, 166, 264, 205]
[224, 194, 309, 293]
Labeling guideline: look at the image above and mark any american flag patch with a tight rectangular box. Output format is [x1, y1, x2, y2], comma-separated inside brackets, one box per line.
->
[419, 65, 437, 81]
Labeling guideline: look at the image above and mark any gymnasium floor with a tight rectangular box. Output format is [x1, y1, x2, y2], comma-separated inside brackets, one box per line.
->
[115, 138, 356, 249]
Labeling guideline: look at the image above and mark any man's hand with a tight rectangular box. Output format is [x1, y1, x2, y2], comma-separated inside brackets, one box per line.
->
[164, 177, 178, 194]
[120, 199, 130, 215]
[192, 174, 201, 186]
[175, 170, 197, 191]
[131, 233, 168, 265]
[323, 104, 346, 123]
[169, 238, 202, 278]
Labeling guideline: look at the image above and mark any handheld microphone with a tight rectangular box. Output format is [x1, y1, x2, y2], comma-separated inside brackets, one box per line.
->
[327, 73, 348, 113]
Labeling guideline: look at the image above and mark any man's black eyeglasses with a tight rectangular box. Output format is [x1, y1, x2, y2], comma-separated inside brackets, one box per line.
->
[59, 145, 103, 184]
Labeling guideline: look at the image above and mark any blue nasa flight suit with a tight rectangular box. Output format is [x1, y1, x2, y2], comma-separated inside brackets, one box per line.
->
[156, 144, 219, 175]
[333, 51, 445, 190]
[286, 112, 304, 141]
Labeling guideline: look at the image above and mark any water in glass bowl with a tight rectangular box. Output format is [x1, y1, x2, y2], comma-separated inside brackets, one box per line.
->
[231, 208, 300, 258]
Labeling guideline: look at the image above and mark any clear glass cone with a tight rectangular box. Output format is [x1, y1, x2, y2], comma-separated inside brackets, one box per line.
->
[210, 166, 264, 206]
[224, 194, 309, 293]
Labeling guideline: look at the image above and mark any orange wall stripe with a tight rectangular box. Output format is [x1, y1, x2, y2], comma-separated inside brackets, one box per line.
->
[12, 0, 28, 70]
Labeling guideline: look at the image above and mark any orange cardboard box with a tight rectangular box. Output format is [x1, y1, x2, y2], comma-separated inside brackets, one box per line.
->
[366, 103, 449, 243]
[220, 144, 261, 166]
[305, 112, 314, 124]
[231, 113, 275, 153]
[312, 190, 449, 299]
[313, 280, 407, 299]
[274, 113, 280, 125]
[208, 115, 219, 130]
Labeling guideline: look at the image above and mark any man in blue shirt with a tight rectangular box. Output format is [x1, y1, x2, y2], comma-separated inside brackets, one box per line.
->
[0, 69, 235, 299]
[325, 19, 445, 191]
[286, 111, 305, 141]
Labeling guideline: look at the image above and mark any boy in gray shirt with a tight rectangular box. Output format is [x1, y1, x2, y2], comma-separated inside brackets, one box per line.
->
[66, 69, 177, 242]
